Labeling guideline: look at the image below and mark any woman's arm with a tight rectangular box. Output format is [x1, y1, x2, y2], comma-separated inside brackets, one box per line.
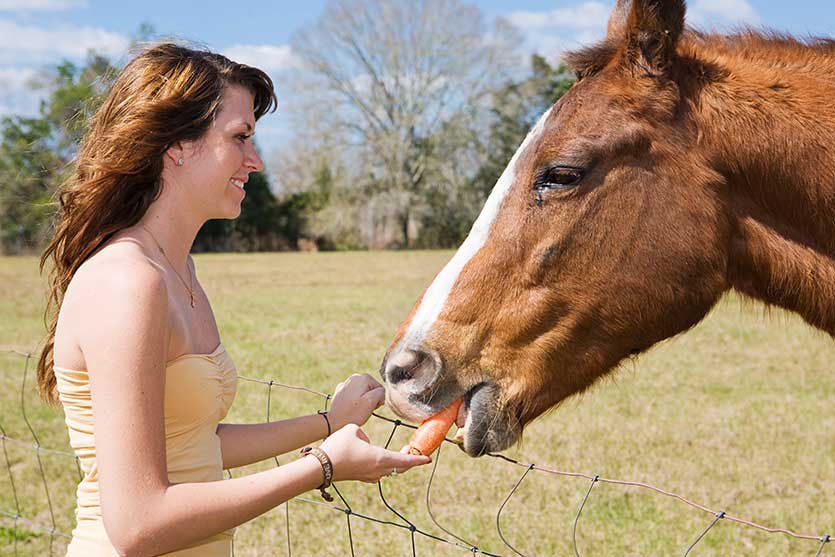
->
[218, 374, 386, 469]
[216, 414, 328, 469]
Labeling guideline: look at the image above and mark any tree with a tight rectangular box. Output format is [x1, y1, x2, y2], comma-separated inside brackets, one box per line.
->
[413, 55, 575, 248]
[0, 34, 305, 254]
[470, 54, 575, 200]
[290, 0, 522, 248]
[194, 170, 276, 251]
[194, 153, 334, 252]
[0, 54, 117, 254]
[0, 117, 59, 252]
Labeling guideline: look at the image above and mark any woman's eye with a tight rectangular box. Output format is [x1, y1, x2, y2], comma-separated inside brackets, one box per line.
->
[536, 167, 584, 190]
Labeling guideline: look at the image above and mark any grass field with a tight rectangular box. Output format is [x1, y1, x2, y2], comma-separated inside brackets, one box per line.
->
[1, 251, 834, 556]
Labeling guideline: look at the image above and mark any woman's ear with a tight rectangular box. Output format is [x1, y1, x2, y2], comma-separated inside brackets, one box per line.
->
[165, 142, 186, 167]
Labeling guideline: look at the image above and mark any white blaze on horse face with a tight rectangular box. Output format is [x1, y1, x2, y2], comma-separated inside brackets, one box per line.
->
[401, 107, 553, 347]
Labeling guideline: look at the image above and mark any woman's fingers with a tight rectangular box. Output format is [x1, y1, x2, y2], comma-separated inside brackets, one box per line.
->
[355, 426, 371, 444]
[372, 452, 431, 481]
[333, 373, 381, 400]
[362, 384, 385, 409]
[361, 373, 383, 390]
[380, 448, 431, 470]
[356, 374, 385, 410]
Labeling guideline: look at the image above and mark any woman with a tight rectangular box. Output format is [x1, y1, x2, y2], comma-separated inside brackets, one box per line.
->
[37, 43, 430, 556]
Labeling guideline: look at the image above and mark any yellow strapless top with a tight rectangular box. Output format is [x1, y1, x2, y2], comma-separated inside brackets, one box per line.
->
[54, 344, 237, 556]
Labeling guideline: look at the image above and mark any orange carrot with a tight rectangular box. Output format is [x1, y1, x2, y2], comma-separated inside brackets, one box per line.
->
[407, 399, 462, 456]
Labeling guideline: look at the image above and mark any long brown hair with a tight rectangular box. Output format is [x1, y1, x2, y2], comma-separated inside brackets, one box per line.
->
[38, 43, 277, 403]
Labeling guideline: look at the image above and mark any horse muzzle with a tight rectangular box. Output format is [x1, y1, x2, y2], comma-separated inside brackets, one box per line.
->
[381, 345, 521, 456]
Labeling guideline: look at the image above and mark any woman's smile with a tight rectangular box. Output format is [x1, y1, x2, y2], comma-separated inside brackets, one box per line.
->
[230, 177, 246, 196]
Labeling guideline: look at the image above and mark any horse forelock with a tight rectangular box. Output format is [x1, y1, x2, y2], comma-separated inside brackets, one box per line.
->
[395, 106, 555, 350]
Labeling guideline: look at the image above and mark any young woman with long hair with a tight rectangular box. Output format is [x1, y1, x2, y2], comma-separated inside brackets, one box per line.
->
[37, 43, 429, 556]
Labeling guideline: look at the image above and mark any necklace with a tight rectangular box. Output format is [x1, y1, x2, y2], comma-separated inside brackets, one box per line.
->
[141, 225, 197, 309]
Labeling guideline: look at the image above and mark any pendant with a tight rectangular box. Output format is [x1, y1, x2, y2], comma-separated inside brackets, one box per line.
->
[190, 291, 196, 308]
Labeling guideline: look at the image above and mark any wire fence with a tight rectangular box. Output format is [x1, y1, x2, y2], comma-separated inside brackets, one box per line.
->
[1, 346, 832, 556]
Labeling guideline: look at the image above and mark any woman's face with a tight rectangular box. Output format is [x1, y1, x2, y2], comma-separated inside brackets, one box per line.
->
[180, 84, 264, 220]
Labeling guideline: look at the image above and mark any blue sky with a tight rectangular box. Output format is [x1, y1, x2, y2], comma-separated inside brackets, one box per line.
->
[1, 0, 833, 156]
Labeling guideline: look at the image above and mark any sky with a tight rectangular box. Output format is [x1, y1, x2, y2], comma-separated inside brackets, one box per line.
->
[1, 0, 834, 156]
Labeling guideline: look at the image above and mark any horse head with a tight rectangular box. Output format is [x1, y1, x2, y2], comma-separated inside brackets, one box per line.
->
[381, 0, 835, 456]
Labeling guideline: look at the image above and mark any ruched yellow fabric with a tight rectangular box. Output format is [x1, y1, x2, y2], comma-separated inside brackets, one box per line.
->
[54, 344, 237, 556]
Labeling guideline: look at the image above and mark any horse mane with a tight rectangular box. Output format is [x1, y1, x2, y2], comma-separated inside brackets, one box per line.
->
[564, 27, 835, 80]
[701, 29, 835, 56]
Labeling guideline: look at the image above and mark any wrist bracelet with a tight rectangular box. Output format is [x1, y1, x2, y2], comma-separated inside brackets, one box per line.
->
[300, 446, 334, 502]
[317, 410, 331, 437]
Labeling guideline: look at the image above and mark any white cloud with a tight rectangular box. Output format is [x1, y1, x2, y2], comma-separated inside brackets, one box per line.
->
[0, 66, 36, 88]
[0, 66, 44, 117]
[504, 2, 611, 60]
[0, 0, 87, 11]
[507, 2, 611, 31]
[222, 44, 301, 73]
[503, 0, 762, 60]
[0, 19, 130, 65]
[689, 0, 762, 26]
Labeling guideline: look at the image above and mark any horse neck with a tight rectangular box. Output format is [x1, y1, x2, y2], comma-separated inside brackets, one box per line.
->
[694, 40, 835, 335]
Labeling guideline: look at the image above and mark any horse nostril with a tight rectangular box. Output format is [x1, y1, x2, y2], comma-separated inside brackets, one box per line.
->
[385, 348, 430, 385]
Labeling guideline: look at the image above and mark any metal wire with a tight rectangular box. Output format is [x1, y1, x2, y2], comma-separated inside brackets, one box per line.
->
[496, 464, 534, 556]
[572, 474, 598, 557]
[2, 347, 832, 556]
[684, 511, 725, 556]
[425, 443, 479, 549]
[264, 379, 292, 557]
[816, 535, 831, 557]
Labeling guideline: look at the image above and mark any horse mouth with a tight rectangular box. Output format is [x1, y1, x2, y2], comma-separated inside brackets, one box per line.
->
[386, 380, 521, 457]
[456, 381, 522, 457]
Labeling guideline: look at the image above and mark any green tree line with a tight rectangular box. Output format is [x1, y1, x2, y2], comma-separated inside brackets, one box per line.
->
[0, 1, 575, 255]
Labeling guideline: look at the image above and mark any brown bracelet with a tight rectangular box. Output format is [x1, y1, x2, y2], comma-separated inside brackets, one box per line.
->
[317, 410, 331, 437]
[300, 446, 334, 502]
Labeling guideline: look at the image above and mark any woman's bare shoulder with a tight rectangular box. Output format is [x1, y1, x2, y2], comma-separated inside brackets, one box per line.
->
[70, 235, 166, 299]
[56, 235, 170, 363]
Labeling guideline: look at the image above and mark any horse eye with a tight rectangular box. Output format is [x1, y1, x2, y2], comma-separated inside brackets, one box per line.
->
[536, 167, 584, 190]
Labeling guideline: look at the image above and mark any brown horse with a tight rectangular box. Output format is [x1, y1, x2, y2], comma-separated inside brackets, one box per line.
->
[381, 0, 835, 457]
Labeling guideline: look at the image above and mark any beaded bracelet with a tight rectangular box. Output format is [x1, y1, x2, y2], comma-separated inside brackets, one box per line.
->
[300, 446, 334, 502]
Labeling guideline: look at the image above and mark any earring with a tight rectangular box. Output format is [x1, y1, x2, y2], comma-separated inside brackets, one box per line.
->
[176, 158, 184, 166]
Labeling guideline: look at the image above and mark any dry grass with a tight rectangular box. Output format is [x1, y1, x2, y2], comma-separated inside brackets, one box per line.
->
[1, 251, 833, 556]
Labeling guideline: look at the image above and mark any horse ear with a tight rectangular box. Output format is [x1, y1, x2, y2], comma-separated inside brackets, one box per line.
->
[606, 0, 633, 40]
[621, 0, 686, 75]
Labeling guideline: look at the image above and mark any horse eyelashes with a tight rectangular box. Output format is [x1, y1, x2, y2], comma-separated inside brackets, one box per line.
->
[535, 166, 585, 190]
[533, 166, 585, 206]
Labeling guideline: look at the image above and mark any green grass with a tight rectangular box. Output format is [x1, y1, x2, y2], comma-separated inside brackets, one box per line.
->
[0, 526, 40, 544]
[1, 252, 834, 556]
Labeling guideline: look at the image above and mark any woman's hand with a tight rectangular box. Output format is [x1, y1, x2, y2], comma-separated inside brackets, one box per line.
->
[320, 424, 431, 482]
[328, 373, 385, 430]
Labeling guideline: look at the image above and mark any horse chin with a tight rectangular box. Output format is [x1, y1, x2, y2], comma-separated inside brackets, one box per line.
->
[460, 381, 521, 457]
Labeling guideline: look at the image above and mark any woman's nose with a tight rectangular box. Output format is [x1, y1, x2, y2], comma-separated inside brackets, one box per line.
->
[246, 144, 263, 172]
